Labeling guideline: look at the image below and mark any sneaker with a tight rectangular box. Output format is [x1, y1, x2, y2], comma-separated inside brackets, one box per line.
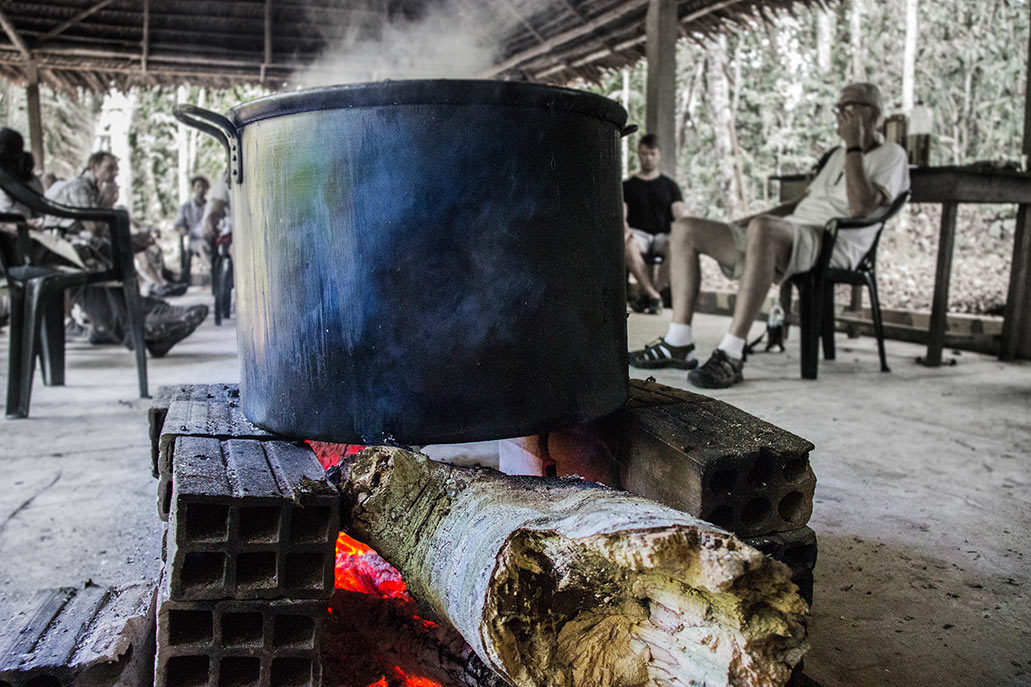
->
[630, 294, 663, 315]
[629, 337, 698, 370]
[145, 318, 199, 358]
[147, 302, 208, 328]
[688, 349, 745, 389]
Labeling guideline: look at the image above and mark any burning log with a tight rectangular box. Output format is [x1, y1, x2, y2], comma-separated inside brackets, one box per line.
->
[338, 447, 809, 687]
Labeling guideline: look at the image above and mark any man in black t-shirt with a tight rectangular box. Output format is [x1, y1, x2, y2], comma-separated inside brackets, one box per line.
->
[623, 134, 685, 314]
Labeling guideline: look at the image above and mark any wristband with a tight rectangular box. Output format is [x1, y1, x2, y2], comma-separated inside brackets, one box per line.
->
[846, 146, 864, 154]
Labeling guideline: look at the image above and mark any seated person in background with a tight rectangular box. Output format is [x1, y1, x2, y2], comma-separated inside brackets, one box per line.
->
[174, 175, 210, 274]
[623, 133, 685, 315]
[0, 127, 43, 216]
[129, 209, 187, 298]
[630, 82, 909, 388]
[43, 150, 208, 357]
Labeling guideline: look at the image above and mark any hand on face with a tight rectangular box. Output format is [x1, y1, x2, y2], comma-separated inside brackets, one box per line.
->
[98, 179, 119, 208]
[836, 105, 866, 149]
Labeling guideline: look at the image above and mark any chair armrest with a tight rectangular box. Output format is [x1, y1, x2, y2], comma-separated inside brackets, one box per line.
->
[0, 168, 124, 224]
[828, 189, 913, 231]
[815, 189, 911, 274]
[0, 169, 134, 278]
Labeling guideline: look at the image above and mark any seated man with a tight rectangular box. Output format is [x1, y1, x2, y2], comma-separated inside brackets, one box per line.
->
[623, 134, 685, 314]
[630, 83, 909, 388]
[43, 151, 207, 357]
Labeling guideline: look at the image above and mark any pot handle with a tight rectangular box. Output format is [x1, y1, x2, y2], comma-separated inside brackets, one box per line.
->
[173, 104, 243, 184]
[621, 124, 638, 137]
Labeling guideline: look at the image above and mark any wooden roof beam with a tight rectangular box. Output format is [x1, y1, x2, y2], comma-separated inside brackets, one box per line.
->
[486, 0, 648, 76]
[37, 0, 117, 44]
[0, 5, 32, 60]
[497, 0, 547, 44]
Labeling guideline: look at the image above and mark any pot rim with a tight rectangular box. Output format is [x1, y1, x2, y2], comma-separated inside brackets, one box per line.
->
[228, 79, 628, 130]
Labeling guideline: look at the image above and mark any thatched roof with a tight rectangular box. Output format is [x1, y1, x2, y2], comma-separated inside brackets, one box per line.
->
[0, 0, 830, 93]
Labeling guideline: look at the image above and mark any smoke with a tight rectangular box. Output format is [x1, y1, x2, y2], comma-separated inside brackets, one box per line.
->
[297, 2, 508, 85]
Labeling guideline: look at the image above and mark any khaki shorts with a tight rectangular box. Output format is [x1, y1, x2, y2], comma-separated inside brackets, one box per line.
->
[629, 228, 670, 257]
[719, 220, 851, 283]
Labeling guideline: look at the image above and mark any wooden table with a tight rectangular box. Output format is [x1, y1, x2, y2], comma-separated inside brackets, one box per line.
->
[769, 166, 1031, 364]
[908, 166, 1031, 365]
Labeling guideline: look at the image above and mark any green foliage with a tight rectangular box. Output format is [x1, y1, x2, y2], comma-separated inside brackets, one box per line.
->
[583, 0, 1029, 219]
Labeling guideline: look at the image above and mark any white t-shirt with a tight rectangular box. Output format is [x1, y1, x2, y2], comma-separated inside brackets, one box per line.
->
[201, 174, 232, 236]
[785, 142, 909, 269]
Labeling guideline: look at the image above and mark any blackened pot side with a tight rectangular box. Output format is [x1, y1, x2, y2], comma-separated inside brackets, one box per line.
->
[175, 80, 629, 444]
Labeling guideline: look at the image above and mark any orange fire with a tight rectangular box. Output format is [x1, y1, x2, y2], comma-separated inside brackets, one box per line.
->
[308, 440, 365, 470]
[334, 533, 443, 687]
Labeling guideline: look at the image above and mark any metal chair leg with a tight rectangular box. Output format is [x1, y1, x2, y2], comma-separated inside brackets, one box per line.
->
[866, 272, 891, 373]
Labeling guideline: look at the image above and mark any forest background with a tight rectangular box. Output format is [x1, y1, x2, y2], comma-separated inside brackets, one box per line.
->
[0, 0, 1026, 314]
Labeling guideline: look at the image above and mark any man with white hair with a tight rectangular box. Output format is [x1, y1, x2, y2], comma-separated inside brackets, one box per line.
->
[630, 82, 909, 388]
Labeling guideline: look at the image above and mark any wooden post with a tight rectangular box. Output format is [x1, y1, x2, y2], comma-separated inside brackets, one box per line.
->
[141, 0, 149, 74]
[1002, 3, 1031, 360]
[25, 62, 44, 172]
[645, 0, 677, 177]
[919, 201, 958, 366]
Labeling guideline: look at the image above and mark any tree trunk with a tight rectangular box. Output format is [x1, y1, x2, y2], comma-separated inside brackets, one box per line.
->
[337, 446, 809, 687]
[850, 0, 866, 82]
[176, 84, 190, 205]
[902, 0, 919, 112]
[816, 9, 834, 74]
[706, 35, 745, 218]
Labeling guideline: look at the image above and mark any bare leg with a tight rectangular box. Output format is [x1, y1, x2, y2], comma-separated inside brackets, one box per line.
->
[625, 232, 662, 301]
[728, 216, 795, 339]
[669, 217, 741, 325]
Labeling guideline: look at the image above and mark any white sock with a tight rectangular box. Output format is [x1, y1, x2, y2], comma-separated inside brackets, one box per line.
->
[717, 333, 746, 360]
[664, 322, 693, 348]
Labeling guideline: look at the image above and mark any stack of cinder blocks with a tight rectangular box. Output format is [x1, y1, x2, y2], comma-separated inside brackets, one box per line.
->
[615, 379, 819, 605]
[151, 384, 339, 687]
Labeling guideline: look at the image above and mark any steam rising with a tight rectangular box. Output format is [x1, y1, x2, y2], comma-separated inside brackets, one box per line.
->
[298, 2, 507, 85]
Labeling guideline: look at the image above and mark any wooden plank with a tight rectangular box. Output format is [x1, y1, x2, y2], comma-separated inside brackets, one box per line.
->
[908, 168, 1031, 204]
[918, 201, 958, 366]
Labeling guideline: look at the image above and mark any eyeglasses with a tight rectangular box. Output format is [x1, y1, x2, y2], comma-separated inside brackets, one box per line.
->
[833, 101, 874, 115]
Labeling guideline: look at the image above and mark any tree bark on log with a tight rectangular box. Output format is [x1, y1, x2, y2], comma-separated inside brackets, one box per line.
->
[338, 447, 808, 687]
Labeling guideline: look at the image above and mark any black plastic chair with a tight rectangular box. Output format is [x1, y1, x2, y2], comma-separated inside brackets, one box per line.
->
[781, 190, 911, 380]
[0, 168, 148, 418]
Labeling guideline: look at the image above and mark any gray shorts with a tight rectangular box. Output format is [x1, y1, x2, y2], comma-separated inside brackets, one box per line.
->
[629, 228, 670, 257]
[719, 220, 851, 283]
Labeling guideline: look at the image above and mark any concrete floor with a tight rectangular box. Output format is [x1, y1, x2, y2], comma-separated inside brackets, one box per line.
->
[0, 290, 1028, 686]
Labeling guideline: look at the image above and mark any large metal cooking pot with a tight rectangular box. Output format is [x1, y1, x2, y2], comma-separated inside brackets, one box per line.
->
[174, 79, 631, 445]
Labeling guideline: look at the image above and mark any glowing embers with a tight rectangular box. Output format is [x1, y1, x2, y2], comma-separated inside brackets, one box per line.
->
[326, 533, 442, 687]
[334, 533, 410, 601]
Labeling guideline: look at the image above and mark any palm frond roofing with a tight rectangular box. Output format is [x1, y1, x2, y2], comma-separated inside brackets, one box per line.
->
[0, 0, 832, 93]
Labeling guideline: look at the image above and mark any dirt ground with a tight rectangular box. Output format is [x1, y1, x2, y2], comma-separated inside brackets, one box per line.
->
[0, 290, 1028, 686]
